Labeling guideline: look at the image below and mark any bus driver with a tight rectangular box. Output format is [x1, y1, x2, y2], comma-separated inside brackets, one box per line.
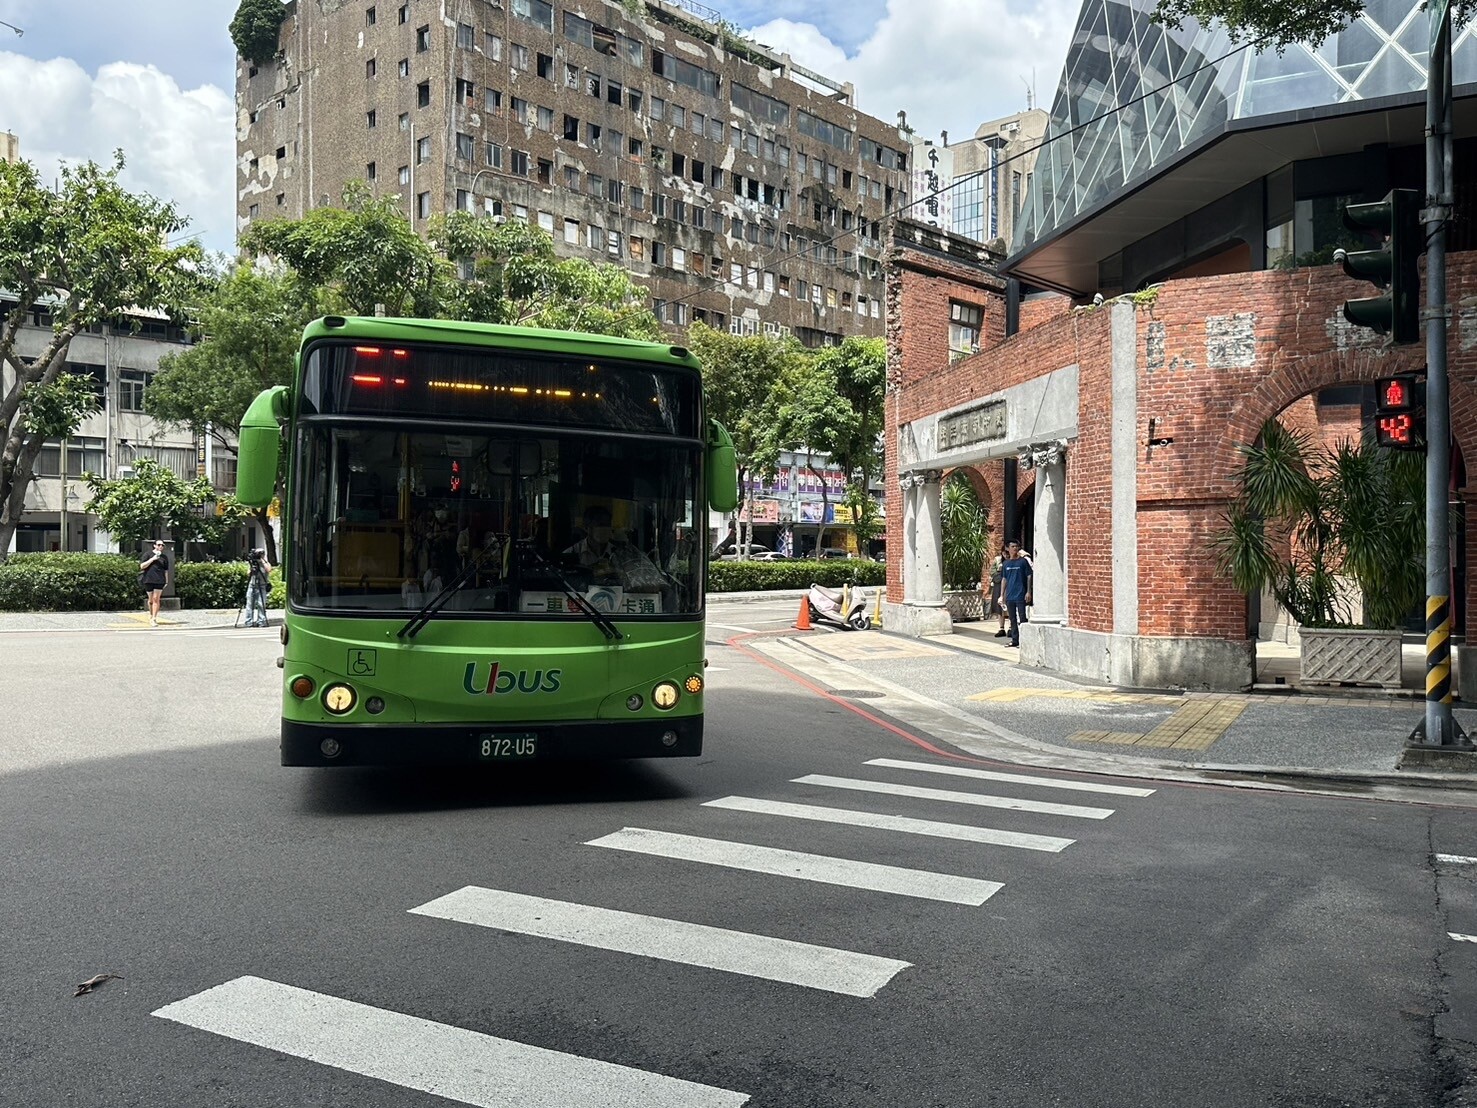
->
[563, 504, 663, 591]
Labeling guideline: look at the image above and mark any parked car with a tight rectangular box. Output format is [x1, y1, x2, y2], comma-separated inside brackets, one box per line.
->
[817, 548, 852, 560]
[717, 545, 772, 561]
[753, 551, 789, 561]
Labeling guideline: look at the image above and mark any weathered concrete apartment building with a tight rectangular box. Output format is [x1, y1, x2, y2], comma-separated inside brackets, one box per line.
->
[237, 0, 915, 345]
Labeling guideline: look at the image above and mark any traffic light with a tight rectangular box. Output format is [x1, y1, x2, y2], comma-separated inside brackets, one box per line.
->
[1374, 373, 1425, 450]
[1340, 188, 1422, 345]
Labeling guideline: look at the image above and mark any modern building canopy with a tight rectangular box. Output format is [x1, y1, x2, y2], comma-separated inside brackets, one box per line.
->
[1009, 0, 1477, 293]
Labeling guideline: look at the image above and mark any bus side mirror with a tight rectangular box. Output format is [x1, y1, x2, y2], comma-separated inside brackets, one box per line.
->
[707, 419, 738, 512]
[237, 386, 290, 508]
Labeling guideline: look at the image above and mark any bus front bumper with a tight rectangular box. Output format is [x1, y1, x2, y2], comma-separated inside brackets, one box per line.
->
[280, 716, 703, 766]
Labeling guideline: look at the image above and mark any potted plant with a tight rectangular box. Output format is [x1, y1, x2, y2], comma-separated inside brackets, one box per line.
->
[940, 472, 988, 622]
[1215, 417, 1424, 687]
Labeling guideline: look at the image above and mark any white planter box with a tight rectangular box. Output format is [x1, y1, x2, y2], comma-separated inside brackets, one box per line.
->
[943, 589, 986, 623]
[1298, 626, 1403, 688]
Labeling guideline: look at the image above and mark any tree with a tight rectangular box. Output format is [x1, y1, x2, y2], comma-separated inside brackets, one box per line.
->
[1152, 0, 1471, 50]
[940, 473, 988, 590]
[0, 153, 202, 562]
[230, 0, 287, 63]
[686, 322, 799, 554]
[85, 457, 248, 555]
[144, 264, 322, 564]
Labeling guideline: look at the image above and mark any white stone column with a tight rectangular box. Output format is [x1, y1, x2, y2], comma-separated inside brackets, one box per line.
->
[1031, 451, 1066, 623]
[914, 469, 944, 606]
[901, 475, 917, 603]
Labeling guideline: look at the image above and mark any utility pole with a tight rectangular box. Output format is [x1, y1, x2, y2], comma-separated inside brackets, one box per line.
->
[1418, 0, 1471, 750]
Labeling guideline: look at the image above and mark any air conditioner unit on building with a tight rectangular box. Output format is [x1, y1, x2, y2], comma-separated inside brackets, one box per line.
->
[117, 466, 134, 479]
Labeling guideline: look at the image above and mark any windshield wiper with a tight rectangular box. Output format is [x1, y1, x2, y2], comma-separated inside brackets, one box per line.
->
[521, 543, 624, 642]
[397, 544, 497, 639]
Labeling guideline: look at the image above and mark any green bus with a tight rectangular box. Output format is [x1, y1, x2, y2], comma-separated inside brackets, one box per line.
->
[235, 315, 737, 767]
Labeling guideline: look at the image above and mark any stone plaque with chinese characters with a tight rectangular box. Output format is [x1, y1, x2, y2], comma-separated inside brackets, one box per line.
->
[936, 399, 1006, 451]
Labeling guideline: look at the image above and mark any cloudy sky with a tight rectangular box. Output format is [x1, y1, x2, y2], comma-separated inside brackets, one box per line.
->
[0, 0, 1076, 254]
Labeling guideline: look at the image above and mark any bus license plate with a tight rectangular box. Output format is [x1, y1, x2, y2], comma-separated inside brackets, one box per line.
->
[477, 733, 538, 760]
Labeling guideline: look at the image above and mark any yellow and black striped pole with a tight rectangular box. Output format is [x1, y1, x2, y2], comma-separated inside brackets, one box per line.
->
[1426, 595, 1453, 707]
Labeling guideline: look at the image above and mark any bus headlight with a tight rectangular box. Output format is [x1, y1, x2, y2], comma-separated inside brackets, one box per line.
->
[323, 684, 357, 714]
[651, 682, 680, 710]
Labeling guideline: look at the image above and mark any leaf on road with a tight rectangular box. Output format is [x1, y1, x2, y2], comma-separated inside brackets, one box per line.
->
[73, 973, 123, 997]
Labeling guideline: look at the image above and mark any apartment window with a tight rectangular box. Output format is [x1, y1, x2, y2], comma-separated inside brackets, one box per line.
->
[652, 194, 666, 218]
[607, 80, 622, 106]
[417, 136, 431, 163]
[627, 89, 642, 113]
[708, 117, 723, 142]
[778, 275, 790, 296]
[607, 230, 622, 258]
[398, 111, 409, 130]
[629, 186, 645, 211]
[366, 161, 376, 180]
[691, 111, 704, 135]
[587, 123, 601, 149]
[514, 203, 528, 220]
[538, 210, 555, 233]
[366, 109, 378, 128]
[454, 21, 473, 48]
[416, 191, 431, 218]
[711, 167, 723, 189]
[651, 50, 718, 97]
[586, 224, 603, 249]
[672, 153, 685, 177]
[537, 52, 554, 79]
[671, 198, 686, 223]
[417, 81, 431, 107]
[484, 142, 502, 168]
[606, 178, 621, 203]
[366, 57, 377, 78]
[398, 165, 410, 184]
[563, 114, 580, 141]
[585, 74, 600, 97]
[513, 0, 554, 31]
[672, 247, 685, 271]
[651, 242, 667, 266]
[485, 33, 502, 60]
[398, 57, 410, 77]
[455, 132, 473, 161]
[628, 136, 643, 159]
[485, 88, 502, 113]
[587, 174, 603, 198]
[671, 104, 685, 129]
[692, 253, 706, 275]
[537, 158, 552, 185]
[456, 189, 471, 212]
[397, 3, 407, 23]
[691, 159, 704, 184]
[652, 299, 666, 322]
[949, 302, 983, 359]
[564, 165, 579, 189]
[763, 271, 775, 293]
[415, 24, 430, 51]
[564, 218, 579, 244]
[629, 236, 644, 260]
[536, 106, 553, 132]
[512, 44, 529, 70]
[510, 150, 529, 176]
[118, 369, 149, 412]
[366, 5, 377, 24]
[651, 97, 665, 121]
[562, 10, 594, 47]
[672, 303, 687, 325]
[455, 78, 475, 105]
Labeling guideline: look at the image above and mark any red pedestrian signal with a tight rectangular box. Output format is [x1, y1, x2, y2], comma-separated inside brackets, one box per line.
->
[1373, 374, 1424, 450]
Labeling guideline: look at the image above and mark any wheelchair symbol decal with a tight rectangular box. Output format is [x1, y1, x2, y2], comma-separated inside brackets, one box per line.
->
[348, 649, 377, 676]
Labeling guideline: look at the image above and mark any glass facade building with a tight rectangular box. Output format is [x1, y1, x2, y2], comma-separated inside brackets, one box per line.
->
[1014, 0, 1477, 256]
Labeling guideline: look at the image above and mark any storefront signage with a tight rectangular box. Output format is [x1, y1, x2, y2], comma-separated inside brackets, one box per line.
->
[936, 399, 1006, 451]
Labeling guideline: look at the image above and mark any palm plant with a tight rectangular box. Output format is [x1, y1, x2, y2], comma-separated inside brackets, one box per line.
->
[1214, 417, 1424, 629]
[941, 472, 987, 590]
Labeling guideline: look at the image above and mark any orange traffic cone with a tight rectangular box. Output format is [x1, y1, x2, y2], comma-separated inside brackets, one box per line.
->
[793, 593, 812, 630]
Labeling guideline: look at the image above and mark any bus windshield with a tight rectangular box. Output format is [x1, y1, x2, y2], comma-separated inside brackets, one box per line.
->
[291, 425, 704, 618]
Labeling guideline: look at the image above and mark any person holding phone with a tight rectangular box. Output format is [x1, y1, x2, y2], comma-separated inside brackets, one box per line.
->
[139, 540, 169, 628]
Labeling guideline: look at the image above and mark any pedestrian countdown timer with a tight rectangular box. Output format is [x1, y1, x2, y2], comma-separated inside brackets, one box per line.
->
[1374, 374, 1424, 450]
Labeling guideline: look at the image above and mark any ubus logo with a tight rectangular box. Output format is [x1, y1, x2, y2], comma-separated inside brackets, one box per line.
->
[463, 662, 562, 696]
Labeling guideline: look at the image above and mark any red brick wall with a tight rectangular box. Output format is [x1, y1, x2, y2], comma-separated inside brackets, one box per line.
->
[888, 236, 1477, 641]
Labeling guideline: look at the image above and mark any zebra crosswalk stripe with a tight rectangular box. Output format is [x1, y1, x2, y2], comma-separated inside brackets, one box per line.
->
[865, 758, 1156, 797]
[153, 975, 751, 1108]
[703, 796, 1074, 852]
[585, 827, 1003, 905]
[793, 774, 1114, 820]
[409, 886, 911, 998]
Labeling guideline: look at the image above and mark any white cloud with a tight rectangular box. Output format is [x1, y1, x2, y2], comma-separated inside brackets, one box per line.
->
[0, 51, 234, 252]
[747, 0, 1078, 140]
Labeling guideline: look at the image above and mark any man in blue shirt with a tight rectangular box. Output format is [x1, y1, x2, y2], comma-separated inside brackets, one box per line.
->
[996, 541, 1033, 647]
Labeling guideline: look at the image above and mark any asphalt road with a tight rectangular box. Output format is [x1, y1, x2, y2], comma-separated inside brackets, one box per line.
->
[1, 614, 1474, 1107]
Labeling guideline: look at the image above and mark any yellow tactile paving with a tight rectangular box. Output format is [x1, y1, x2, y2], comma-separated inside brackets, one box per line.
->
[798, 631, 953, 662]
[1065, 695, 1249, 751]
[967, 687, 1183, 706]
[106, 613, 181, 629]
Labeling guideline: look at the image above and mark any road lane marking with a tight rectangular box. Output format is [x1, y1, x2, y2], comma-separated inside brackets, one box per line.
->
[1452, 933, 1477, 943]
[967, 687, 1184, 705]
[409, 887, 910, 998]
[1436, 854, 1477, 865]
[707, 623, 757, 633]
[585, 827, 1003, 906]
[865, 758, 1156, 797]
[703, 796, 1074, 852]
[792, 774, 1114, 820]
[153, 975, 750, 1108]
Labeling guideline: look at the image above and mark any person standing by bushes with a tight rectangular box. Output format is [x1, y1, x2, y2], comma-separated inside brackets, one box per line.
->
[139, 540, 169, 627]
[244, 549, 270, 628]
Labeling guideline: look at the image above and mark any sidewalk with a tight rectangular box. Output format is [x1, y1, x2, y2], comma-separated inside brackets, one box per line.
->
[744, 624, 1477, 797]
[0, 608, 281, 632]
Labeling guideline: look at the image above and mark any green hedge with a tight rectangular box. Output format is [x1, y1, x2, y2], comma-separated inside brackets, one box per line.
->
[0, 553, 287, 612]
[707, 558, 885, 593]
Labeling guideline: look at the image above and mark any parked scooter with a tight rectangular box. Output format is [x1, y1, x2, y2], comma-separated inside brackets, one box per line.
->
[807, 581, 873, 631]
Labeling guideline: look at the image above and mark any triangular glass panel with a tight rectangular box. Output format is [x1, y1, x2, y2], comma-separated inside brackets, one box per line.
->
[1453, 29, 1477, 85]
[1362, 0, 1410, 36]
[1327, 17, 1385, 84]
[1239, 45, 1344, 116]
[1353, 45, 1425, 98]
[1396, 12, 1431, 70]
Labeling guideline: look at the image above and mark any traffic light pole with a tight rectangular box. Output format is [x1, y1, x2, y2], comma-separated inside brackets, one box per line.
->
[1420, 0, 1462, 746]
